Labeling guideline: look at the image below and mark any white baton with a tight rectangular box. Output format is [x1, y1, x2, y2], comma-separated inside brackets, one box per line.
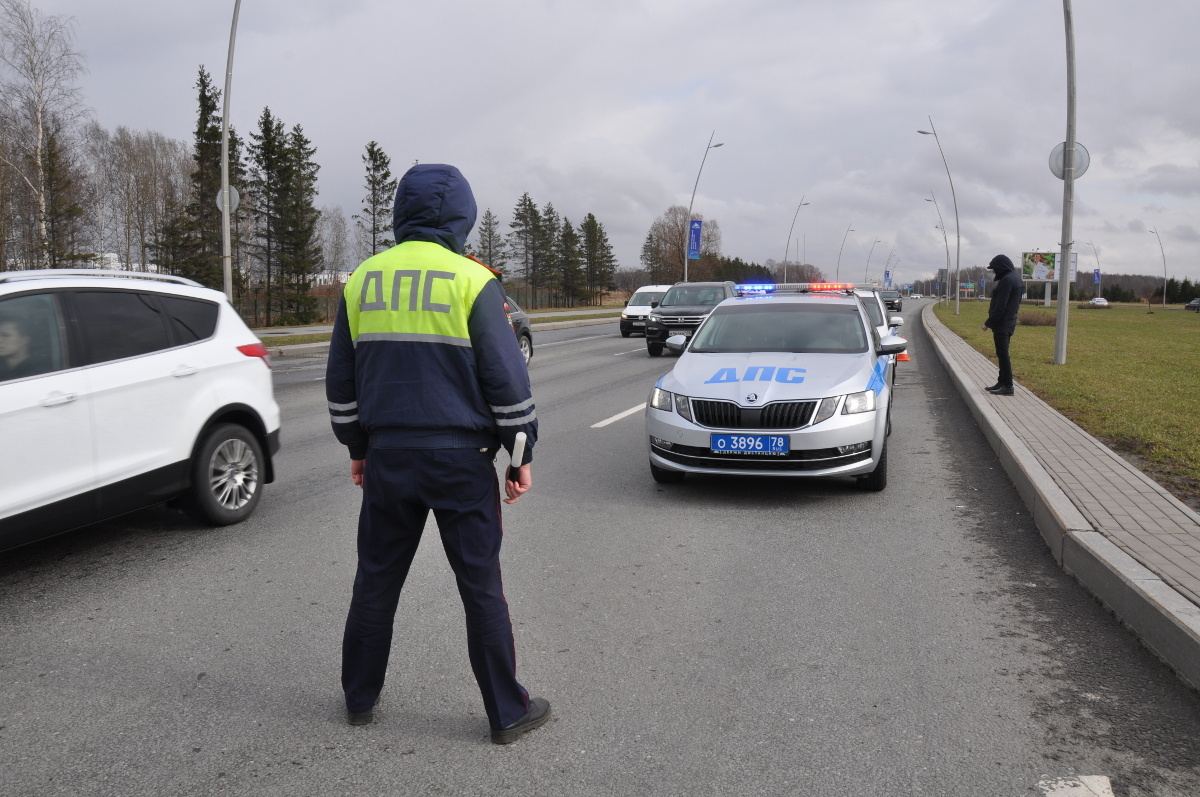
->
[507, 432, 527, 481]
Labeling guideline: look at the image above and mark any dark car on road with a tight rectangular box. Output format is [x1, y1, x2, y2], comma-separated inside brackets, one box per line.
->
[505, 295, 533, 364]
[880, 290, 902, 312]
[644, 281, 737, 357]
[1186, 298, 1200, 312]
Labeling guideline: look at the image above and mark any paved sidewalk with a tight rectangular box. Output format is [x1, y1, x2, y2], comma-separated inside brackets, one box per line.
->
[923, 304, 1200, 689]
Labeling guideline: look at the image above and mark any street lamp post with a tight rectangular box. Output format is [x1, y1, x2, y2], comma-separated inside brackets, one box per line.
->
[918, 118, 961, 315]
[219, 0, 243, 303]
[782, 196, 809, 283]
[684, 131, 723, 282]
[925, 194, 951, 304]
[1150, 228, 1167, 308]
[835, 224, 854, 282]
[863, 238, 882, 282]
[1053, 0, 1078, 363]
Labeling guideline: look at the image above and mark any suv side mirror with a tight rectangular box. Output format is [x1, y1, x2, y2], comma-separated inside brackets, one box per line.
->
[890, 316, 904, 327]
[650, 301, 660, 308]
[624, 299, 629, 306]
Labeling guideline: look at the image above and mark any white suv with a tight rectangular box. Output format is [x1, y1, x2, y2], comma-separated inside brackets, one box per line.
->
[0, 270, 281, 551]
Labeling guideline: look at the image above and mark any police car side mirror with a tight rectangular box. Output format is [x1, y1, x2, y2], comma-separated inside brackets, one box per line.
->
[890, 316, 904, 327]
[878, 335, 907, 356]
[665, 335, 687, 354]
[650, 301, 660, 309]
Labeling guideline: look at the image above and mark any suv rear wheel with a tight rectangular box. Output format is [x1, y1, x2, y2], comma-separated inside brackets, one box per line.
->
[189, 423, 264, 525]
[519, 333, 533, 364]
[647, 341, 664, 357]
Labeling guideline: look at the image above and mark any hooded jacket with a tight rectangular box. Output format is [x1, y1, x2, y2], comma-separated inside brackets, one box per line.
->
[985, 254, 1023, 335]
[325, 164, 536, 462]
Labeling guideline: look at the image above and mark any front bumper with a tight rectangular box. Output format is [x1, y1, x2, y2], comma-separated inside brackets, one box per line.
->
[646, 401, 885, 478]
[645, 320, 701, 342]
[620, 316, 648, 334]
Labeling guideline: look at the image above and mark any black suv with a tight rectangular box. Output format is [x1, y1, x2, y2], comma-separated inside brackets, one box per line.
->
[880, 290, 902, 312]
[644, 281, 737, 356]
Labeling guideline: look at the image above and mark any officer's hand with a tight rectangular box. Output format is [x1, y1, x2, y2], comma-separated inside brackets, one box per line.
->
[503, 463, 532, 505]
[981, 324, 988, 331]
[350, 459, 365, 488]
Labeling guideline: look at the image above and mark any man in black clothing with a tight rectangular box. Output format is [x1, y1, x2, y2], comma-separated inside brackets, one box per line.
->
[982, 254, 1023, 395]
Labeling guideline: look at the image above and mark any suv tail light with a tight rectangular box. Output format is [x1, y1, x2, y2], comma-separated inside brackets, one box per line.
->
[238, 342, 272, 369]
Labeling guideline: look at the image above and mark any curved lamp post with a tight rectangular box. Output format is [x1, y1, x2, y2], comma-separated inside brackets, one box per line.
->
[918, 119, 961, 314]
[220, 0, 243, 302]
[925, 194, 951, 303]
[684, 132, 723, 282]
[835, 224, 854, 282]
[782, 196, 809, 283]
[1150, 227, 1167, 308]
[863, 238, 882, 282]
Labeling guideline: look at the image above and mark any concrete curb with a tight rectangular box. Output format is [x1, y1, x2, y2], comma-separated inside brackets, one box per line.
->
[921, 303, 1200, 691]
[528, 317, 618, 331]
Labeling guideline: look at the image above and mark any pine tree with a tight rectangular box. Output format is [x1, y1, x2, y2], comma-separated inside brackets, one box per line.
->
[556, 217, 585, 304]
[507, 193, 541, 301]
[42, 127, 87, 267]
[474, 208, 507, 273]
[275, 124, 322, 324]
[579, 213, 615, 304]
[247, 107, 287, 326]
[539, 201, 560, 298]
[354, 141, 396, 258]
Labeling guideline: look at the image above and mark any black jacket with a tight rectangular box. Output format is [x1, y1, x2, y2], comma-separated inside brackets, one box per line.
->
[986, 257, 1023, 335]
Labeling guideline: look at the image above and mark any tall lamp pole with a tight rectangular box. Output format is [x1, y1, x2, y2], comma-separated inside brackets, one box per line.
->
[1150, 228, 1167, 309]
[863, 238, 882, 282]
[1052, 0, 1078, 363]
[925, 194, 951, 303]
[918, 118, 961, 315]
[684, 131, 723, 282]
[782, 196, 809, 283]
[220, 0, 243, 302]
[835, 224, 854, 282]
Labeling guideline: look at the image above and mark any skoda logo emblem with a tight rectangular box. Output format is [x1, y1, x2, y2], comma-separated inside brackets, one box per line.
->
[745, 393, 759, 403]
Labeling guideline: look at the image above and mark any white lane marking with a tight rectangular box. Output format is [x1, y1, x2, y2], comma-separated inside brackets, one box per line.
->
[613, 348, 645, 355]
[535, 334, 615, 348]
[591, 403, 646, 428]
[1037, 776, 1114, 796]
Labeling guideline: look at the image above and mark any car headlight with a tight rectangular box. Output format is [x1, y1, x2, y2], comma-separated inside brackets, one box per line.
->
[675, 394, 693, 423]
[812, 396, 840, 425]
[650, 387, 673, 411]
[621, 312, 629, 319]
[649, 313, 662, 322]
[842, 390, 876, 414]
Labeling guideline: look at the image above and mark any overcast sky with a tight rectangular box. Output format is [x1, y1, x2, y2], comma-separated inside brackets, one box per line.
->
[39, 0, 1200, 283]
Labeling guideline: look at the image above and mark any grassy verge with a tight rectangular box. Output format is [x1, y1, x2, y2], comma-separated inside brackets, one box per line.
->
[529, 312, 621, 324]
[933, 301, 1200, 497]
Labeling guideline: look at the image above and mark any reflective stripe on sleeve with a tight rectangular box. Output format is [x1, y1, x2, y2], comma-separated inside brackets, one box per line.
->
[328, 400, 358, 411]
[490, 398, 534, 414]
[331, 414, 360, 424]
[495, 411, 536, 427]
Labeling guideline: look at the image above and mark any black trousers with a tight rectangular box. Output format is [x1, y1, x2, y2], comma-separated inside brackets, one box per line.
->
[993, 327, 1014, 387]
[341, 447, 530, 729]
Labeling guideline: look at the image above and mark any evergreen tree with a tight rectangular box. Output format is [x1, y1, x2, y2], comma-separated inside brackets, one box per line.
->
[247, 107, 287, 326]
[42, 127, 87, 267]
[640, 229, 666, 284]
[275, 124, 322, 324]
[474, 208, 507, 273]
[539, 201, 560, 296]
[555, 217, 585, 304]
[578, 213, 615, 304]
[507, 193, 541, 300]
[354, 141, 396, 258]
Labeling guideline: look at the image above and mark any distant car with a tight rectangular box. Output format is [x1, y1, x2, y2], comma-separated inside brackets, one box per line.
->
[1089, 297, 1109, 307]
[1185, 298, 1200, 312]
[880, 290, 902, 312]
[0, 269, 281, 552]
[644, 281, 738, 357]
[910, 293, 922, 300]
[645, 286, 907, 491]
[621, 284, 672, 337]
[504, 295, 533, 363]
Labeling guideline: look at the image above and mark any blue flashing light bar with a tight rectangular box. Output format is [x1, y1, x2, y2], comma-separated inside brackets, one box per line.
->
[735, 283, 776, 294]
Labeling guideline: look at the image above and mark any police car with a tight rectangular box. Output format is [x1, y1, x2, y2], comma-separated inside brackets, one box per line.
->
[645, 284, 906, 491]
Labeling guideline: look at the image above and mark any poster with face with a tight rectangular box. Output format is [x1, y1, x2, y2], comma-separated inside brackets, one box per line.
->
[1022, 252, 1056, 281]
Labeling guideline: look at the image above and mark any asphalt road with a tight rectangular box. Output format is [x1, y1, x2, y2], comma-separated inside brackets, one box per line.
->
[3, 306, 1199, 796]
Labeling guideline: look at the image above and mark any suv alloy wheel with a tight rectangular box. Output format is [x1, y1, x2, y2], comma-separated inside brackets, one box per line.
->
[190, 423, 264, 525]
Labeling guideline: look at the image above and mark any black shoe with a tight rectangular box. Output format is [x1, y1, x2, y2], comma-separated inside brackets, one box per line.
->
[985, 383, 1004, 392]
[490, 697, 551, 745]
[347, 697, 379, 726]
[992, 385, 1014, 396]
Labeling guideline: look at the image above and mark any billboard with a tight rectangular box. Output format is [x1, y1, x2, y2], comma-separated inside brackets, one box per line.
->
[1021, 252, 1078, 282]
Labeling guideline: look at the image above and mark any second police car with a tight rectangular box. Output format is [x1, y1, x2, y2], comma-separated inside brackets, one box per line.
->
[645, 284, 907, 491]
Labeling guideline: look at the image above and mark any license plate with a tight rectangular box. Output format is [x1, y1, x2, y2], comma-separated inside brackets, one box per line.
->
[632, 321, 645, 326]
[710, 434, 790, 456]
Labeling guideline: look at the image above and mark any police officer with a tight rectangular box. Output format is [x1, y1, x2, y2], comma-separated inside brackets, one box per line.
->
[326, 164, 550, 744]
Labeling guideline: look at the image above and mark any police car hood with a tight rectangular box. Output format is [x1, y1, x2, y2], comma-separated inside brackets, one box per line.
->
[392, 164, 477, 255]
[666, 351, 878, 402]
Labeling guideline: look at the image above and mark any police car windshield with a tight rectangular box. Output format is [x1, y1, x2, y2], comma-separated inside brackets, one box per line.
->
[661, 286, 725, 307]
[690, 303, 869, 354]
[859, 296, 884, 326]
[629, 291, 665, 306]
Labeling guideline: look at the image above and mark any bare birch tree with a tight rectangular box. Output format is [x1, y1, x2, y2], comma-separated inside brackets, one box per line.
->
[0, 0, 85, 268]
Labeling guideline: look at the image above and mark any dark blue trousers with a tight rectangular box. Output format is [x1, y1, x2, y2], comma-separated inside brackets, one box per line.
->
[341, 447, 530, 729]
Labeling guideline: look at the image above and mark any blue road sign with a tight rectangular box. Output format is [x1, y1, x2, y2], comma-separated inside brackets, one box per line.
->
[1094, 268, 1101, 284]
[883, 270, 891, 284]
[688, 220, 703, 260]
